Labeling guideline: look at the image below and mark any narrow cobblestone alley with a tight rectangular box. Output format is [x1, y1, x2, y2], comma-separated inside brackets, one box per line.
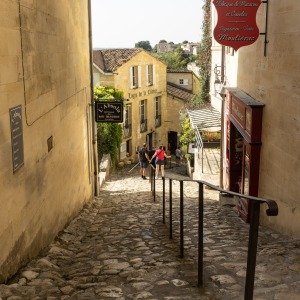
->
[0, 149, 300, 300]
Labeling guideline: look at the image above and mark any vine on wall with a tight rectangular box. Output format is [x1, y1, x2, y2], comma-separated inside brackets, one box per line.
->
[196, 0, 211, 105]
[180, 0, 211, 152]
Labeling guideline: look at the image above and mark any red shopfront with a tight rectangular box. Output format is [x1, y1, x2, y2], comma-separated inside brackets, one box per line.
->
[224, 88, 264, 223]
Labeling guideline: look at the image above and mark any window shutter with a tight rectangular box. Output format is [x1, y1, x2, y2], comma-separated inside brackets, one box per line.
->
[146, 65, 149, 86]
[129, 67, 133, 89]
[184, 79, 188, 85]
[138, 66, 141, 88]
[153, 65, 156, 85]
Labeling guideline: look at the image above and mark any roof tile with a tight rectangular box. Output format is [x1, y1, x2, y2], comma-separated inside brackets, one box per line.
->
[93, 48, 142, 72]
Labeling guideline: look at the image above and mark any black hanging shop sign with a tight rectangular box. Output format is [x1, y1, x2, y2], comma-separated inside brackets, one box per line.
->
[95, 101, 123, 123]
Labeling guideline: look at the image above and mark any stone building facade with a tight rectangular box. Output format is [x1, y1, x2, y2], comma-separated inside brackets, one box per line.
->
[181, 42, 201, 55]
[156, 42, 177, 53]
[0, 0, 95, 281]
[93, 49, 196, 160]
[167, 70, 200, 95]
[166, 82, 195, 153]
[93, 49, 168, 161]
[210, 2, 300, 236]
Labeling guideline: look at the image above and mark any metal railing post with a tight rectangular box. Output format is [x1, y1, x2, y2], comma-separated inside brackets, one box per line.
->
[153, 168, 156, 202]
[244, 201, 260, 300]
[169, 179, 173, 239]
[180, 180, 184, 258]
[162, 177, 165, 224]
[151, 175, 278, 295]
[198, 182, 204, 287]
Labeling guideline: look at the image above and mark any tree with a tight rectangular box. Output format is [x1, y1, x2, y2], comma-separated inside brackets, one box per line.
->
[135, 40, 152, 51]
[153, 47, 191, 70]
[159, 39, 167, 43]
[94, 86, 124, 165]
[182, 40, 189, 44]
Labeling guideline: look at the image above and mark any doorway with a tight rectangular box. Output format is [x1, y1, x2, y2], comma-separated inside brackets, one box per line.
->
[168, 131, 178, 154]
[146, 132, 153, 149]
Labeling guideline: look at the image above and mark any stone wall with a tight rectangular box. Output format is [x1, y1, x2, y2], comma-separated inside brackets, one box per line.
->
[0, 0, 94, 281]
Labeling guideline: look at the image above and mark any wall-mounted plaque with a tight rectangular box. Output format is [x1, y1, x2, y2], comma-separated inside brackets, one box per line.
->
[95, 101, 123, 123]
[9, 105, 24, 172]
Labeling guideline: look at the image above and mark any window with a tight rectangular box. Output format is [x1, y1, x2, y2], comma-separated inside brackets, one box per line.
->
[226, 46, 235, 56]
[140, 100, 146, 123]
[125, 104, 131, 127]
[155, 97, 160, 118]
[129, 66, 141, 89]
[126, 140, 132, 156]
[140, 100, 147, 132]
[124, 104, 132, 138]
[146, 64, 154, 86]
[179, 79, 188, 85]
[155, 96, 161, 128]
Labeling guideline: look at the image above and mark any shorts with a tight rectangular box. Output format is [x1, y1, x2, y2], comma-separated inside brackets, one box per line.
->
[140, 161, 148, 168]
[156, 159, 165, 166]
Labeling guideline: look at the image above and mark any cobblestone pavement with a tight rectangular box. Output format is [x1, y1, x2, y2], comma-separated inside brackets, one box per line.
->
[1, 149, 300, 300]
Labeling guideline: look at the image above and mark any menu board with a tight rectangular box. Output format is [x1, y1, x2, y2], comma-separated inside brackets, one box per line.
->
[9, 105, 24, 172]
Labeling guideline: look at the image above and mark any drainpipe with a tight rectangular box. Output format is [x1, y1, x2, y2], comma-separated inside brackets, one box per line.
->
[88, 0, 99, 196]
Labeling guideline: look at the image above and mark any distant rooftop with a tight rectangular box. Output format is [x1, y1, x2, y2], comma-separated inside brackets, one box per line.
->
[167, 69, 193, 74]
[167, 82, 195, 102]
[93, 48, 142, 73]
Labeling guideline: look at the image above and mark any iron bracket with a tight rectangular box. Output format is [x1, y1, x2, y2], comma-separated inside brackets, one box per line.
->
[260, 0, 269, 56]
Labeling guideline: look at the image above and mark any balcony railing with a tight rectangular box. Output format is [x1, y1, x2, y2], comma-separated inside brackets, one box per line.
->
[140, 119, 147, 133]
[155, 115, 161, 128]
[150, 172, 278, 300]
[123, 124, 132, 138]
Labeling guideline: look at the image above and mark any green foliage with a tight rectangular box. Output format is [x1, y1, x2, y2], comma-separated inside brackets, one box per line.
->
[178, 117, 195, 160]
[159, 39, 167, 43]
[179, 117, 195, 147]
[191, 93, 206, 107]
[94, 86, 124, 165]
[201, 131, 221, 142]
[198, 0, 211, 104]
[135, 40, 152, 52]
[153, 47, 192, 70]
[94, 86, 123, 101]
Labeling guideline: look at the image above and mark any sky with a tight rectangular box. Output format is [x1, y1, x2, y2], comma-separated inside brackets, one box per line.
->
[91, 0, 204, 49]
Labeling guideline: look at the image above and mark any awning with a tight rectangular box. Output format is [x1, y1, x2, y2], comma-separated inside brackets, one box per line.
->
[188, 106, 221, 132]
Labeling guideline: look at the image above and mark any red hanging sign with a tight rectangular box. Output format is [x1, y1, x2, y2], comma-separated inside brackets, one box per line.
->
[213, 0, 262, 51]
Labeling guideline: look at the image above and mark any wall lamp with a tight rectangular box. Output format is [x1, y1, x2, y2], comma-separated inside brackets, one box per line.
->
[213, 65, 225, 94]
[214, 78, 222, 94]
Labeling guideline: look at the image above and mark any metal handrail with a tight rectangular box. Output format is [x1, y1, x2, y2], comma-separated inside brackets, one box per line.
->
[151, 174, 278, 300]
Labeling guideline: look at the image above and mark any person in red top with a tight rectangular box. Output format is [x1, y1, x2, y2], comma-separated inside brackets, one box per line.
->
[150, 145, 171, 179]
